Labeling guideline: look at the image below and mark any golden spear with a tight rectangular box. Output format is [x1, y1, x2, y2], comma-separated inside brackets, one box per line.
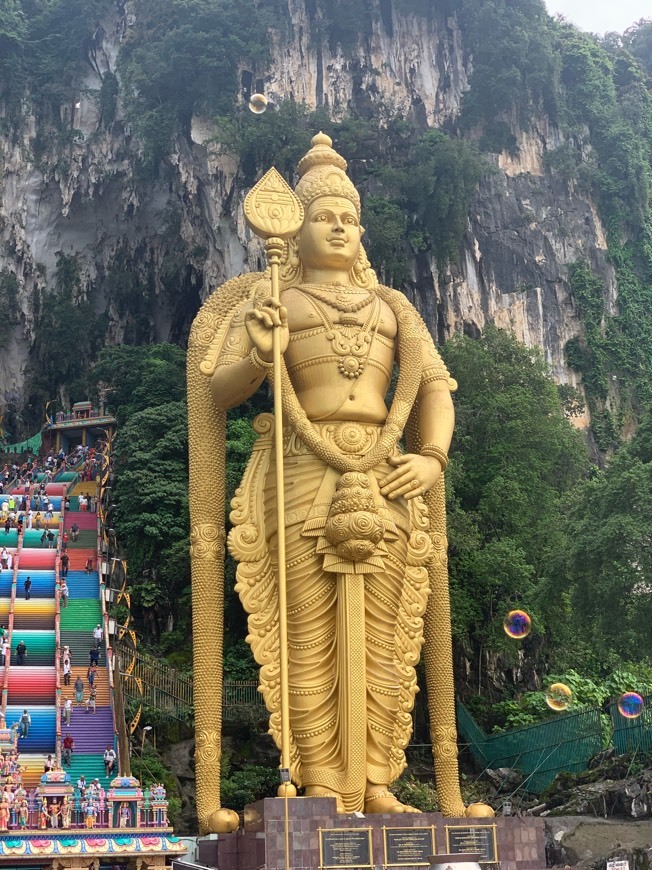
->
[244, 168, 304, 794]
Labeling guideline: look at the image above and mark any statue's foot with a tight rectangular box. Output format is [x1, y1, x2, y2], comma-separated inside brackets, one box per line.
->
[304, 786, 345, 813]
[364, 790, 421, 814]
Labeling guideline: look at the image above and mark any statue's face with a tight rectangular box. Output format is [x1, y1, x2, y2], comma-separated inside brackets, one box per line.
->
[298, 196, 362, 273]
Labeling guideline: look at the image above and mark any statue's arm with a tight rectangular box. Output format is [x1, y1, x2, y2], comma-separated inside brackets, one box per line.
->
[209, 308, 266, 411]
[209, 297, 289, 411]
[381, 323, 455, 500]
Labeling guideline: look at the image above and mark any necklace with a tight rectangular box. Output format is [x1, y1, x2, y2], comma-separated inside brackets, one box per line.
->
[307, 296, 380, 380]
[274, 285, 425, 475]
[298, 283, 375, 313]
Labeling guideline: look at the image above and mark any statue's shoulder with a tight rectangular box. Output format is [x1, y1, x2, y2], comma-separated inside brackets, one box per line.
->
[376, 285, 427, 334]
[189, 272, 270, 376]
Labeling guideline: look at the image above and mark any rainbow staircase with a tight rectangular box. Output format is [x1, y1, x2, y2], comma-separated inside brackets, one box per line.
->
[0, 453, 184, 868]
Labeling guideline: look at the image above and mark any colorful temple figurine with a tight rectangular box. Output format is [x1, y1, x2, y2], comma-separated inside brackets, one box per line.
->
[0, 795, 9, 831]
[39, 798, 49, 829]
[18, 798, 29, 829]
[150, 783, 168, 826]
[61, 795, 72, 829]
[49, 798, 61, 828]
[84, 797, 97, 828]
[119, 801, 131, 828]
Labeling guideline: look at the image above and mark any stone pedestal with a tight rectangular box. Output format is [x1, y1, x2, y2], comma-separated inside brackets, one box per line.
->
[210, 797, 546, 870]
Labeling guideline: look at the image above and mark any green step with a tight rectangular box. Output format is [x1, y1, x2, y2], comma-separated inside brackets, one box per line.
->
[60, 599, 102, 631]
[65, 753, 112, 790]
[67, 530, 96, 548]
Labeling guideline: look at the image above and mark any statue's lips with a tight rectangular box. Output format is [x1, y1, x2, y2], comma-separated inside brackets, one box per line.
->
[327, 237, 348, 246]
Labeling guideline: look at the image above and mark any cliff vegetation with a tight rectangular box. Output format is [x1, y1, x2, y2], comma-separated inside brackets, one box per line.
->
[1, 0, 652, 768]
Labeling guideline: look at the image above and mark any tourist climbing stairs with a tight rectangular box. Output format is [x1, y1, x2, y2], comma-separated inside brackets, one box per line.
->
[0, 479, 114, 792]
[60, 498, 114, 789]
[1, 486, 60, 790]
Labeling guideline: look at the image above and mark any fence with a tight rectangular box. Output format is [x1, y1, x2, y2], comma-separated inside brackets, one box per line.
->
[457, 701, 604, 794]
[610, 693, 652, 756]
[116, 641, 263, 721]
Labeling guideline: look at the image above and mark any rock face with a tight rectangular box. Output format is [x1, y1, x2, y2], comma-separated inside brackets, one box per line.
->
[545, 818, 652, 869]
[0, 0, 614, 423]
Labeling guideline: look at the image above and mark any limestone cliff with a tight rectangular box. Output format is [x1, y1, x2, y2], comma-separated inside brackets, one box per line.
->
[0, 0, 619, 430]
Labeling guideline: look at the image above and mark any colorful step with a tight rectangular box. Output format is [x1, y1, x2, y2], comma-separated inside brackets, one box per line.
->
[4, 705, 56, 752]
[65, 753, 112, 790]
[6, 628, 56, 666]
[6, 666, 56, 703]
[60, 598, 102, 631]
[16, 549, 57, 570]
[12, 570, 56, 598]
[62, 665, 110, 706]
[63, 706, 114, 753]
[64, 570, 100, 599]
[64, 511, 97, 530]
[6, 598, 56, 630]
[59, 630, 104, 666]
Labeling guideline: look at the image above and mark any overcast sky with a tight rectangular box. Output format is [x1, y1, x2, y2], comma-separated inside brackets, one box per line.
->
[545, 0, 650, 34]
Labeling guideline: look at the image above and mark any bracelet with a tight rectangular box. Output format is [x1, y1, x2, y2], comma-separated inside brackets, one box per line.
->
[248, 347, 274, 372]
[421, 444, 449, 471]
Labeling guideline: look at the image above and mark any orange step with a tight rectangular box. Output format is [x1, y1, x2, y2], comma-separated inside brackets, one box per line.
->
[60, 665, 109, 706]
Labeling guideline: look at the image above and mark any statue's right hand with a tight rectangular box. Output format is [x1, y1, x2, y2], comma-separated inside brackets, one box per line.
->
[244, 298, 289, 361]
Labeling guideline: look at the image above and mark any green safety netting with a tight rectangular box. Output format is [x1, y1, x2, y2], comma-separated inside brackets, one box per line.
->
[457, 701, 604, 794]
[2, 432, 42, 454]
[610, 694, 652, 755]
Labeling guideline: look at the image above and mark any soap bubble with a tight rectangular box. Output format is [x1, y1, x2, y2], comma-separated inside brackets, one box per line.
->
[248, 93, 268, 115]
[617, 692, 644, 719]
[503, 610, 531, 639]
[545, 683, 572, 712]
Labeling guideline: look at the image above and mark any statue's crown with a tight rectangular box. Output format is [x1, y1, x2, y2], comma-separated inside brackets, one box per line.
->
[295, 133, 361, 217]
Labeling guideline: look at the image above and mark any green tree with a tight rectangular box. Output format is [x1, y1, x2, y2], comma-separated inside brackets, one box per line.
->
[441, 327, 588, 682]
[564, 410, 652, 659]
[89, 344, 187, 426]
[118, 0, 273, 172]
[112, 400, 189, 636]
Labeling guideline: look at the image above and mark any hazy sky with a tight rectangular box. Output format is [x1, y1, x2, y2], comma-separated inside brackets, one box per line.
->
[545, 0, 650, 34]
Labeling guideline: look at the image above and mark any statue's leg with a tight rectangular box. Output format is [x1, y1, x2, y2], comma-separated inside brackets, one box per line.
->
[265, 457, 344, 806]
[363, 532, 420, 813]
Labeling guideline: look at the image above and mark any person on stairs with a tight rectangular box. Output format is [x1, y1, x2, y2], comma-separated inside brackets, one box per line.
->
[18, 709, 30, 738]
[60, 552, 69, 578]
[104, 745, 116, 777]
[62, 733, 74, 766]
[60, 579, 69, 608]
[74, 676, 84, 705]
[86, 686, 97, 714]
[70, 521, 79, 542]
[63, 697, 73, 724]
[15, 639, 27, 664]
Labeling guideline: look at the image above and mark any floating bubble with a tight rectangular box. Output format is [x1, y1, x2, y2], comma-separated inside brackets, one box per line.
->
[617, 692, 644, 719]
[545, 683, 572, 712]
[503, 610, 532, 639]
[248, 93, 268, 115]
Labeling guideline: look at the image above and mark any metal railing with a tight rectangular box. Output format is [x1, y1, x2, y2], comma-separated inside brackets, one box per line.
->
[115, 640, 264, 722]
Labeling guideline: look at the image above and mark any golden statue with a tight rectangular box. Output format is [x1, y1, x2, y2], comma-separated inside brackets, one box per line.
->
[188, 133, 477, 834]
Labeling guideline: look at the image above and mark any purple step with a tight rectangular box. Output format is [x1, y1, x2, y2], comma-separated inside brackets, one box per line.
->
[62, 706, 114, 753]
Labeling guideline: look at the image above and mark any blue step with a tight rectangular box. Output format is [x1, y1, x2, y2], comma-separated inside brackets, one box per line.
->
[5, 706, 56, 752]
[65, 571, 100, 598]
[12, 570, 56, 598]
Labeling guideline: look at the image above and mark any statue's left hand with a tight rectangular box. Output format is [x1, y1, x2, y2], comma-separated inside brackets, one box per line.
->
[379, 454, 443, 500]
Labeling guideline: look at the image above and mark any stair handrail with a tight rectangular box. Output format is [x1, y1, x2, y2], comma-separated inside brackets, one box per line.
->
[53, 490, 66, 768]
[96, 438, 121, 767]
[2, 503, 24, 717]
